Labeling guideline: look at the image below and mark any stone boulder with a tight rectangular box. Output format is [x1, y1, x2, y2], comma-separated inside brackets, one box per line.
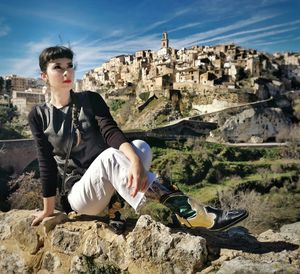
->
[0, 210, 207, 274]
[0, 210, 299, 274]
[201, 223, 300, 274]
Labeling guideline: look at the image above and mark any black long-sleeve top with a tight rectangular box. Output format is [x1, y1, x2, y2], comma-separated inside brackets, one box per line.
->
[28, 91, 128, 197]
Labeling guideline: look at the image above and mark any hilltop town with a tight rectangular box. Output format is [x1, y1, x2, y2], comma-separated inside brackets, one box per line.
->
[78, 32, 300, 142]
[81, 32, 300, 108]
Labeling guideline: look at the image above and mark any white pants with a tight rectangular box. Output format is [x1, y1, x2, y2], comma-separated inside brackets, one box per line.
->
[67, 140, 156, 215]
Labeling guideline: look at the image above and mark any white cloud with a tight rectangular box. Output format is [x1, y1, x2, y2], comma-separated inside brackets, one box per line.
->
[25, 40, 55, 54]
[172, 13, 277, 48]
[253, 36, 300, 46]
[4, 38, 57, 77]
[174, 6, 196, 16]
[0, 18, 10, 37]
[2, 33, 157, 78]
[193, 19, 300, 45]
[231, 27, 299, 45]
[143, 19, 171, 32]
[260, 0, 289, 6]
[70, 33, 160, 73]
[0, 3, 97, 31]
[168, 22, 204, 33]
[184, 0, 270, 17]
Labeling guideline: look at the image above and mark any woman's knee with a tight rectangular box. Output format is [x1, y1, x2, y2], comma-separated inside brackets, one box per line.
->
[97, 147, 119, 164]
[131, 139, 152, 171]
[97, 141, 152, 171]
[96, 147, 130, 171]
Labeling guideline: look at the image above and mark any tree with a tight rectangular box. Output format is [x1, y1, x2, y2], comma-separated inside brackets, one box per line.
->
[0, 106, 18, 128]
[0, 77, 4, 92]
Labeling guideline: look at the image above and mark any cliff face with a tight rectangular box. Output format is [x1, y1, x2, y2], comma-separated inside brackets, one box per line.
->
[219, 107, 291, 143]
[0, 210, 299, 274]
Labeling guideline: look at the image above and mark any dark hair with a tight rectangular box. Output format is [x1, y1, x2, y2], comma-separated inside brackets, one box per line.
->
[39, 46, 74, 72]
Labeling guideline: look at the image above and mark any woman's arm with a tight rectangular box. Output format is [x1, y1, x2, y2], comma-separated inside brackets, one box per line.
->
[119, 142, 148, 198]
[89, 91, 128, 149]
[28, 107, 58, 196]
[28, 107, 59, 225]
[89, 92, 148, 196]
[31, 196, 56, 226]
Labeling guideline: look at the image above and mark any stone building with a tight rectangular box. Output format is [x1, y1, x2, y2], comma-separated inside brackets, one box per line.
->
[247, 57, 261, 77]
[4, 75, 44, 92]
[284, 52, 300, 66]
[200, 72, 218, 86]
[161, 32, 169, 48]
[5, 75, 28, 91]
[11, 89, 45, 116]
[75, 79, 83, 92]
[176, 68, 202, 84]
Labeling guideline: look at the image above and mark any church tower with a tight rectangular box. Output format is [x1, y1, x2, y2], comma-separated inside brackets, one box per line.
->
[161, 32, 169, 48]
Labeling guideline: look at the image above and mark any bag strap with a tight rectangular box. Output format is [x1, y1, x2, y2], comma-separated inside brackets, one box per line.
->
[61, 104, 75, 196]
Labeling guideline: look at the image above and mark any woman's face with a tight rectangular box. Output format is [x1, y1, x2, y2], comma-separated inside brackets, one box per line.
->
[41, 58, 74, 92]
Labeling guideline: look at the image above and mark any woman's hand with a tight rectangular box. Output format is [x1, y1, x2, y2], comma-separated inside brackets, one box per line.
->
[31, 196, 56, 226]
[127, 159, 148, 197]
[31, 210, 53, 226]
[119, 142, 150, 197]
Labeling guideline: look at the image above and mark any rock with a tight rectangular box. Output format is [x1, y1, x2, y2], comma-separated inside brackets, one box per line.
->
[0, 210, 208, 274]
[258, 222, 300, 245]
[220, 107, 291, 143]
[70, 255, 89, 274]
[82, 231, 104, 257]
[215, 222, 300, 274]
[0, 221, 11, 240]
[12, 215, 42, 254]
[216, 257, 295, 274]
[193, 99, 241, 115]
[0, 246, 31, 274]
[0, 210, 42, 255]
[280, 222, 300, 243]
[249, 135, 264, 143]
[126, 215, 207, 274]
[40, 252, 61, 272]
[51, 227, 81, 254]
[1, 210, 299, 274]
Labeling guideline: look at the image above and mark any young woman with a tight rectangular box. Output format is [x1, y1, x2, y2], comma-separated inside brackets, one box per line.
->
[28, 46, 248, 233]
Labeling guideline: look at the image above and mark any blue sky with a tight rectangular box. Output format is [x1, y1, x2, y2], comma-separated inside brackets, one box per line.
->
[0, 0, 299, 79]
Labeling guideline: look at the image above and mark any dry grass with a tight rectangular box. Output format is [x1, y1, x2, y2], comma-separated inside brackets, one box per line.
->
[8, 171, 43, 210]
[215, 179, 300, 234]
[215, 190, 272, 233]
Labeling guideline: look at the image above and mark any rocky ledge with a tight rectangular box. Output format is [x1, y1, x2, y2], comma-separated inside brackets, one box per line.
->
[0, 210, 299, 274]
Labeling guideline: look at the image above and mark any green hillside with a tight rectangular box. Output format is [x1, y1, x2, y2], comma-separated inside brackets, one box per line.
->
[137, 139, 300, 233]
